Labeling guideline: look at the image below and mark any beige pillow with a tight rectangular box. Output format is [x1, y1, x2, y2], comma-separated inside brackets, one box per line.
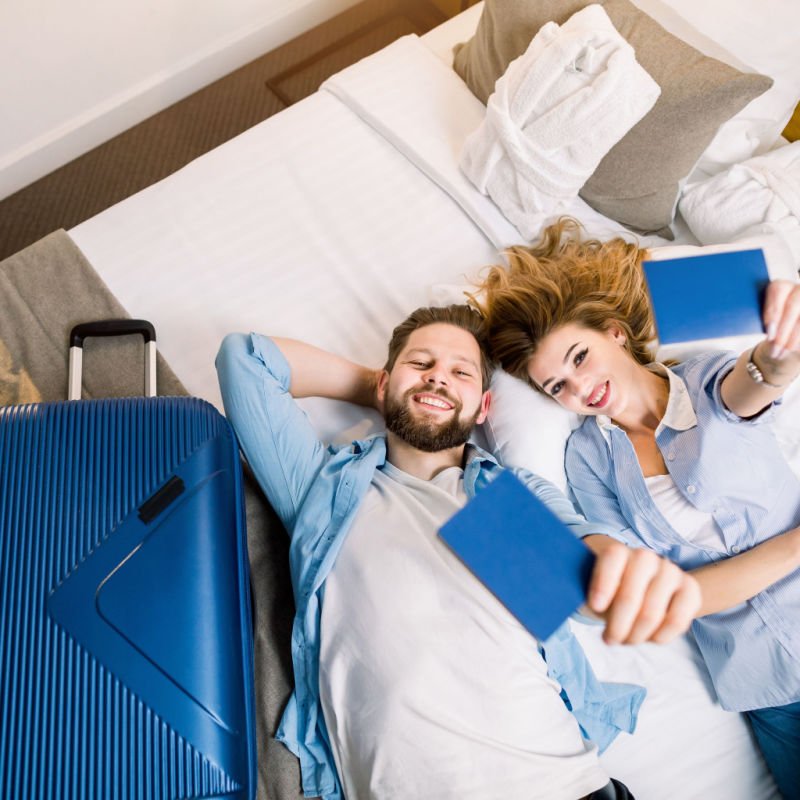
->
[453, 0, 773, 234]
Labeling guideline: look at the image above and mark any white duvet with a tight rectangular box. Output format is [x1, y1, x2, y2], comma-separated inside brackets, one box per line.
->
[681, 140, 800, 262]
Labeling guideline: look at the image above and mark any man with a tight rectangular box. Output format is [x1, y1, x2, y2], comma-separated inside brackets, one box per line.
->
[216, 305, 700, 800]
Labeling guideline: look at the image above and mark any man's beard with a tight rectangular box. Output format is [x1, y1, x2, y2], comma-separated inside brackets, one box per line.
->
[383, 386, 479, 453]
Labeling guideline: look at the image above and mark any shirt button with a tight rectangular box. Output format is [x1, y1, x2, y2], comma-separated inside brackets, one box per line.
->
[686, 485, 696, 494]
[731, 545, 741, 554]
[668, 451, 676, 461]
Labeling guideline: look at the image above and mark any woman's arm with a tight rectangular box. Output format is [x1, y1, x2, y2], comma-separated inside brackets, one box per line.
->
[566, 432, 800, 620]
[691, 526, 800, 617]
[271, 337, 381, 408]
[721, 281, 800, 418]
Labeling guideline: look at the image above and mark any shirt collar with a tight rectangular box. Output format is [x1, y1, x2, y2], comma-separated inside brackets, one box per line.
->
[595, 363, 696, 438]
[355, 435, 499, 468]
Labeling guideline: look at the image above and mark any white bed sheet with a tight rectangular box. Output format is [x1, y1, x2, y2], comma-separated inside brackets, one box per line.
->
[71, 86, 503, 442]
[69, 15, 779, 800]
[70, 37, 677, 421]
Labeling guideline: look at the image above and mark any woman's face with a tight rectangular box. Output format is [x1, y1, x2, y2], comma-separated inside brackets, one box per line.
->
[526, 321, 635, 416]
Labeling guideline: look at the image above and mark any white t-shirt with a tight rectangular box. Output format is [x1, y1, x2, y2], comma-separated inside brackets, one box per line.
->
[645, 472, 727, 552]
[319, 460, 607, 800]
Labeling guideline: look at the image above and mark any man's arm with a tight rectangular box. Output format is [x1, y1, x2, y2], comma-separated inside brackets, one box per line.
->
[271, 337, 380, 407]
[216, 333, 330, 533]
[216, 334, 384, 531]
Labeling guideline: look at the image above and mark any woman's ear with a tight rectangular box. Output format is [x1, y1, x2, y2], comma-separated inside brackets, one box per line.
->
[607, 322, 627, 346]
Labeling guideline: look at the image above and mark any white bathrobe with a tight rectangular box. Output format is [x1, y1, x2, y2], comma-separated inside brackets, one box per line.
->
[460, 4, 660, 240]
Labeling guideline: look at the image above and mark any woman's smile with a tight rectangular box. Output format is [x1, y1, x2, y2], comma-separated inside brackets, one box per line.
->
[586, 380, 611, 409]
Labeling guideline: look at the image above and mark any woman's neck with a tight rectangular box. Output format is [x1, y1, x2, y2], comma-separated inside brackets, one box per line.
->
[611, 364, 669, 435]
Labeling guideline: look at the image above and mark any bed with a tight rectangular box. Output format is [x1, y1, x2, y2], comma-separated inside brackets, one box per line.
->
[11, 1, 800, 797]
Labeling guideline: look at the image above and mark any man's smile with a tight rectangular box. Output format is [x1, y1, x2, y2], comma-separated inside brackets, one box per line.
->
[413, 392, 455, 411]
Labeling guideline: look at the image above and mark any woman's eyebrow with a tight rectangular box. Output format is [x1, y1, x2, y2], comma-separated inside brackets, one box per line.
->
[541, 343, 579, 389]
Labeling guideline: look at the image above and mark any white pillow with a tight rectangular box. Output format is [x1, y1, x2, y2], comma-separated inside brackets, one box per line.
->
[630, 0, 800, 177]
[483, 369, 579, 493]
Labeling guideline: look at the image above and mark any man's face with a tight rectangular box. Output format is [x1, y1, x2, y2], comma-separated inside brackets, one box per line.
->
[378, 323, 490, 452]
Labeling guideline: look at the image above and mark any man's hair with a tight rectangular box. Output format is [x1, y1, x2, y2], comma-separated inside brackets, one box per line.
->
[473, 218, 656, 391]
[384, 305, 494, 391]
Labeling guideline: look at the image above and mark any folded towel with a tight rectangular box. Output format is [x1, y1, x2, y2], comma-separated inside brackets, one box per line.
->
[460, 4, 660, 240]
[679, 141, 800, 264]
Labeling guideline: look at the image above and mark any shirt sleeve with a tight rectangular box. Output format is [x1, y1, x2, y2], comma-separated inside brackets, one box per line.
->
[215, 332, 328, 534]
[698, 350, 784, 425]
[511, 465, 630, 544]
[564, 435, 642, 548]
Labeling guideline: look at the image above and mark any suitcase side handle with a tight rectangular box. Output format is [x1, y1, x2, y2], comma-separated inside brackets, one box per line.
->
[68, 319, 157, 401]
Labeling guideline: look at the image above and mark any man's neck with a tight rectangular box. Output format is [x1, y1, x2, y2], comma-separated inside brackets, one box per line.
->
[384, 431, 467, 481]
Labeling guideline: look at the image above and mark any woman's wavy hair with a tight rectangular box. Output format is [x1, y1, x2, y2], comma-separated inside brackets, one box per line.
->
[472, 218, 656, 390]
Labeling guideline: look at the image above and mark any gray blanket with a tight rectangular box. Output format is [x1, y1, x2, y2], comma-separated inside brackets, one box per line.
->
[0, 231, 306, 800]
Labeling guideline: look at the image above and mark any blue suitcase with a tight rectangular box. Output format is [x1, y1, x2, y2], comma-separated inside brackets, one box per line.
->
[0, 320, 256, 800]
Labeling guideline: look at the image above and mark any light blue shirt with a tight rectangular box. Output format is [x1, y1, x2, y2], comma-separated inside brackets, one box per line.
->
[216, 332, 644, 800]
[566, 351, 800, 712]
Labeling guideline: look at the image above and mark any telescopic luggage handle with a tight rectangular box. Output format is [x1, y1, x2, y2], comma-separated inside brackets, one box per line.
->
[68, 319, 157, 401]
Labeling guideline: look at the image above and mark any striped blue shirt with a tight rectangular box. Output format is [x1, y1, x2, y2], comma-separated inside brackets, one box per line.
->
[566, 350, 800, 711]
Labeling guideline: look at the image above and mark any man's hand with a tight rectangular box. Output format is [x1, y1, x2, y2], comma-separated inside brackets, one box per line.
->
[582, 535, 701, 645]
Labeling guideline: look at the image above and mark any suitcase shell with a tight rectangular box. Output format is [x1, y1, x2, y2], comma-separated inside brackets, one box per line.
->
[0, 393, 256, 799]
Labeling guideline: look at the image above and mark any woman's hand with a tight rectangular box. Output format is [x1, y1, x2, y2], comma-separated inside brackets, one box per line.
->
[763, 280, 800, 363]
[582, 535, 701, 645]
[720, 280, 800, 417]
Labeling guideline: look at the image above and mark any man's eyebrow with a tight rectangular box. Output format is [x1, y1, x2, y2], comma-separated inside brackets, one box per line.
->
[405, 348, 480, 370]
[540, 343, 579, 389]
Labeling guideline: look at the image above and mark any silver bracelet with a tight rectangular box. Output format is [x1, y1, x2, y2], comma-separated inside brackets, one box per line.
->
[745, 347, 784, 389]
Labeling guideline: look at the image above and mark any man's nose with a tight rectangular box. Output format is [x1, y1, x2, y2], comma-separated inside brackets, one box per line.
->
[424, 367, 448, 386]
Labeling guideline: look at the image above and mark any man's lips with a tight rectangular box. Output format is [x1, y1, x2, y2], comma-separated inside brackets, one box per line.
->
[587, 381, 610, 409]
[412, 392, 455, 411]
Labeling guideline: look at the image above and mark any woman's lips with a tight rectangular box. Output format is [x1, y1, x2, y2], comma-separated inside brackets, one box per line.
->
[587, 381, 610, 409]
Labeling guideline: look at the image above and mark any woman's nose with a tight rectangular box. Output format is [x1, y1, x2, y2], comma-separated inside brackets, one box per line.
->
[571, 374, 592, 400]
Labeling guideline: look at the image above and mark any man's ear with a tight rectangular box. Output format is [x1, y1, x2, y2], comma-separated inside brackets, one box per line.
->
[376, 370, 389, 412]
[476, 390, 491, 425]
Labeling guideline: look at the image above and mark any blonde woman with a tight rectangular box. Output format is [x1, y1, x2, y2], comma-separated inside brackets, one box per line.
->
[477, 219, 800, 800]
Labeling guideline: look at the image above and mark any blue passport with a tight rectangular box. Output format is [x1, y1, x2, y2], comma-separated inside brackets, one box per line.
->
[438, 471, 595, 641]
[643, 248, 769, 345]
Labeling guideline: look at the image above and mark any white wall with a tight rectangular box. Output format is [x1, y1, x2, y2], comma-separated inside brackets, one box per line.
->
[0, 0, 361, 200]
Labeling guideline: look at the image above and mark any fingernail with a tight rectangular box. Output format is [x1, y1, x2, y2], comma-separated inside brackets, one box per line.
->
[770, 344, 785, 360]
[766, 323, 777, 341]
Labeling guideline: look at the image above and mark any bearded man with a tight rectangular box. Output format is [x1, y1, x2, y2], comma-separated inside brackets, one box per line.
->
[215, 305, 699, 800]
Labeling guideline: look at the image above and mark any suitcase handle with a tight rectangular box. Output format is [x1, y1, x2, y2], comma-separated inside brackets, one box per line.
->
[68, 319, 157, 401]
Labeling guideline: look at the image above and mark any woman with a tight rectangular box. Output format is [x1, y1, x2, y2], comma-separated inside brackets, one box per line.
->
[476, 218, 800, 800]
